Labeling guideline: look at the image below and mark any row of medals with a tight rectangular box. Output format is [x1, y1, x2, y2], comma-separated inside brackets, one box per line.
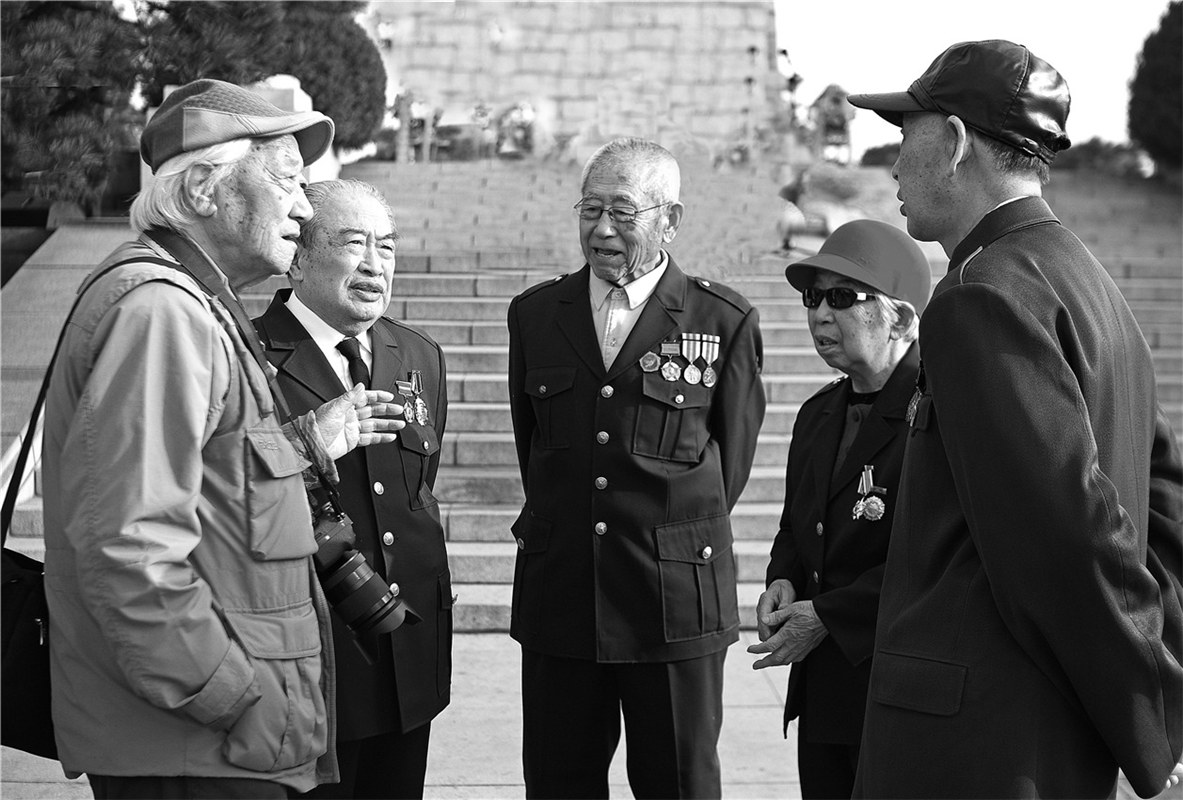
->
[639, 333, 722, 387]
[396, 369, 431, 426]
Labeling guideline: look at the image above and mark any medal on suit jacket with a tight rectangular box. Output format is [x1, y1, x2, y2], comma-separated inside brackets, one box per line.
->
[852, 464, 887, 521]
[639, 351, 661, 372]
[396, 378, 416, 424]
[659, 340, 681, 382]
[701, 333, 720, 388]
[409, 369, 430, 426]
[681, 332, 702, 385]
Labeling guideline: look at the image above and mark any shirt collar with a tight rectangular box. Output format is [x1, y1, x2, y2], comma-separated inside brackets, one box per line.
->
[589, 250, 668, 310]
[284, 291, 372, 355]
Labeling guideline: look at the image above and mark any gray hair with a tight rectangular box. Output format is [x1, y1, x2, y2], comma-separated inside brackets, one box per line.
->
[297, 179, 399, 252]
[580, 137, 681, 205]
[978, 135, 1051, 185]
[128, 139, 253, 234]
[874, 294, 920, 343]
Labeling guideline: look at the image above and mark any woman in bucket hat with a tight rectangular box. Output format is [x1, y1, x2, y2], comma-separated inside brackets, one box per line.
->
[749, 219, 931, 799]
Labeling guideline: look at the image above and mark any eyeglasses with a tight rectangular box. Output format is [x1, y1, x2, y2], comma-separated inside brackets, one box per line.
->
[573, 201, 667, 225]
[802, 287, 879, 309]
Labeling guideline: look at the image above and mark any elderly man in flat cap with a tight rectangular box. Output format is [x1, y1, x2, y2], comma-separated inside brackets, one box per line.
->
[41, 79, 404, 799]
[845, 40, 1183, 798]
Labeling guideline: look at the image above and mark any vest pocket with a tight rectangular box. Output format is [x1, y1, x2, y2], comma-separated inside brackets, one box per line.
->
[244, 426, 316, 561]
[524, 367, 576, 449]
[633, 372, 711, 462]
[655, 513, 737, 641]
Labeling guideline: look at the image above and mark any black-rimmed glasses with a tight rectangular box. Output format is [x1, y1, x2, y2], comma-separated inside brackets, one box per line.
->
[573, 201, 667, 225]
[802, 287, 878, 309]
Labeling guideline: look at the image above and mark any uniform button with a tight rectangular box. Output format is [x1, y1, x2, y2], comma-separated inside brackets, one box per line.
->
[595, 477, 608, 490]
[382, 531, 395, 546]
[596, 431, 609, 444]
[816, 522, 824, 536]
[675, 394, 684, 404]
[700, 279, 712, 287]
[594, 522, 608, 535]
[373, 481, 385, 495]
[539, 385, 547, 394]
[812, 570, 819, 583]
[601, 385, 614, 398]
[700, 545, 713, 559]
[389, 582, 399, 597]
[424, 440, 431, 450]
[516, 537, 526, 550]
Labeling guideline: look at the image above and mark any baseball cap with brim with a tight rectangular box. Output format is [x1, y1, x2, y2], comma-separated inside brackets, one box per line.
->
[785, 219, 932, 314]
[140, 78, 335, 174]
[847, 39, 1071, 165]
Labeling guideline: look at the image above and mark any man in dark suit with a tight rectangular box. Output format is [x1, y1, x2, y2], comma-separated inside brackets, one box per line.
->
[255, 179, 451, 799]
[749, 220, 932, 799]
[507, 137, 766, 798]
[846, 40, 1183, 797]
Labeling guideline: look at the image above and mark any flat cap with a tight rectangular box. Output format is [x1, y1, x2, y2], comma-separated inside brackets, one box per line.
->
[847, 40, 1071, 164]
[786, 219, 932, 314]
[140, 78, 334, 173]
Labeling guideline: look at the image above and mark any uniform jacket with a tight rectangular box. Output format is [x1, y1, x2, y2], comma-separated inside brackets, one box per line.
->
[766, 343, 918, 745]
[507, 258, 766, 663]
[255, 290, 452, 738]
[854, 197, 1183, 798]
[42, 238, 336, 792]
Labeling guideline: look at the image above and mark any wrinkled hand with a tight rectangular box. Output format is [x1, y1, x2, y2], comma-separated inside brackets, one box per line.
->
[755, 578, 797, 642]
[747, 600, 827, 669]
[316, 384, 406, 459]
[1165, 761, 1183, 793]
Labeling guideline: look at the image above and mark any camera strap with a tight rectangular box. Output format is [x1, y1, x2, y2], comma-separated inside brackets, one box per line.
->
[143, 228, 345, 512]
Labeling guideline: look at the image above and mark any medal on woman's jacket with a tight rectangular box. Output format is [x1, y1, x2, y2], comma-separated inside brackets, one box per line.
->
[852, 464, 887, 521]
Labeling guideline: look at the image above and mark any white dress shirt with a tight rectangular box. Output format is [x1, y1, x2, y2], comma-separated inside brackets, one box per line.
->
[284, 292, 373, 390]
[589, 251, 668, 369]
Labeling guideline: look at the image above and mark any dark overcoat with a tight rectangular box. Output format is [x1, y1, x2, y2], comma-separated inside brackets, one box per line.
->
[766, 343, 918, 745]
[255, 290, 452, 740]
[507, 258, 765, 663]
[854, 197, 1183, 798]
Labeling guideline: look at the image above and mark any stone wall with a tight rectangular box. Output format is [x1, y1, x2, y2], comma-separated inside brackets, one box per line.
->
[361, 0, 782, 162]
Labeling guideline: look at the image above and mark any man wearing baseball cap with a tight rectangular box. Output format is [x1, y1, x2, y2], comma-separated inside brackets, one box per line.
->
[749, 220, 930, 799]
[844, 40, 1183, 797]
[41, 79, 404, 798]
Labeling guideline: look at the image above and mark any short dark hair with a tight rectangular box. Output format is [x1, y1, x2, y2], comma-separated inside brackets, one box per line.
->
[978, 135, 1051, 184]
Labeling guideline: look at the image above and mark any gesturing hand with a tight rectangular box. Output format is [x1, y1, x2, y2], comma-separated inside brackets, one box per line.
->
[747, 600, 828, 669]
[316, 384, 406, 459]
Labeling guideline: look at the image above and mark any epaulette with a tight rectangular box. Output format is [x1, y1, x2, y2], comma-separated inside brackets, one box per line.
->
[384, 316, 437, 347]
[688, 275, 753, 312]
[516, 272, 571, 300]
[804, 374, 848, 405]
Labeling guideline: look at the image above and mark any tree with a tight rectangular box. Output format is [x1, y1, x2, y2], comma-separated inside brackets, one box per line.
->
[1, 1, 140, 209]
[1128, 1, 1182, 169]
[273, 2, 386, 151]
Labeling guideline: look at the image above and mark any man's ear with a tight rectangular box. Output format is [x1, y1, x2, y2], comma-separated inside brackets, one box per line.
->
[289, 248, 308, 284]
[944, 115, 972, 177]
[662, 201, 685, 243]
[184, 165, 218, 217]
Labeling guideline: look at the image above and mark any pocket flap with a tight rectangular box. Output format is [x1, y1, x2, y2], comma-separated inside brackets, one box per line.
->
[222, 603, 321, 659]
[245, 427, 306, 479]
[641, 373, 711, 409]
[400, 424, 440, 457]
[655, 513, 732, 564]
[524, 367, 576, 399]
[511, 509, 551, 554]
[871, 650, 966, 716]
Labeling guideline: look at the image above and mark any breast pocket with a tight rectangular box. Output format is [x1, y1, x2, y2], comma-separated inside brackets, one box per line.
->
[655, 513, 738, 641]
[524, 367, 576, 450]
[244, 426, 316, 561]
[399, 424, 440, 509]
[633, 372, 712, 462]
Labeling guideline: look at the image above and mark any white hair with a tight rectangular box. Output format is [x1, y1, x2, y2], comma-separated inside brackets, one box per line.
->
[581, 137, 681, 205]
[129, 139, 253, 234]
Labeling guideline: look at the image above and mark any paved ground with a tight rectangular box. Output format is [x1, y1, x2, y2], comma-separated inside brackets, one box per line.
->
[1, 631, 799, 799]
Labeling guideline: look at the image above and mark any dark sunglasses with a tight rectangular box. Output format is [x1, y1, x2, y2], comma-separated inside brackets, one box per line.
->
[802, 287, 878, 310]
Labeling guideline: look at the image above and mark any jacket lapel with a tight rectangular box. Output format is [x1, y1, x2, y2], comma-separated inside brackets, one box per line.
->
[605, 257, 685, 382]
[257, 290, 346, 404]
[810, 380, 849, 504]
[555, 266, 608, 378]
[368, 320, 404, 395]
[828, 343, 920, 500]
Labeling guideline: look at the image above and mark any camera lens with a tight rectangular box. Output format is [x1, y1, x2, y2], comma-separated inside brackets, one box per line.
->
[320, 552, 416, 635]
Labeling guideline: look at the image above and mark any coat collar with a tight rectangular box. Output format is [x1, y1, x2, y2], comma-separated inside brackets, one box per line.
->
[949, 196, 1060, 273]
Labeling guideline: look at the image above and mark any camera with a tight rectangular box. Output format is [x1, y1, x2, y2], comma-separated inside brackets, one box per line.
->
[312, 503, 419, 636]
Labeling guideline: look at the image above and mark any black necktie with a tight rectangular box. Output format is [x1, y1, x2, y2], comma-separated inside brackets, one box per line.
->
[336, 337, 370, 389]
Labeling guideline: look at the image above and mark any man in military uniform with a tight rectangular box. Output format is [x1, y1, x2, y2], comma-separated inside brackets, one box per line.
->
[507, 137, 766, 798]
[255, 179, 451, 799]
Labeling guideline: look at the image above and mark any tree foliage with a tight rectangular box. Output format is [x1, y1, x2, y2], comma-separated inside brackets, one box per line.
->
[1, 1, 139, 207]
[1128, 1, 1182, 168]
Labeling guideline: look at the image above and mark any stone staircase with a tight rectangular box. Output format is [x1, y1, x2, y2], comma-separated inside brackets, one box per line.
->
[4, 161, 1180, 633]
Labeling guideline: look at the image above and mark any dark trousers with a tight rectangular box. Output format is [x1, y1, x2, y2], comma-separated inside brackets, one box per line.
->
[797, 737, 860, 800]
[297, 723, 432, 799]
[88, 775, 286, 799]
[521, 647, 726, 799]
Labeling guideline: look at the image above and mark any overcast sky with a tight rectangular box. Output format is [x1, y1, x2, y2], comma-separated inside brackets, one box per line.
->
[774, 0, 1173, 158]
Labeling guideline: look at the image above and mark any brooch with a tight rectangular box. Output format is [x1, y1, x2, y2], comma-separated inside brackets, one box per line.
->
[852, 464, 887, 521]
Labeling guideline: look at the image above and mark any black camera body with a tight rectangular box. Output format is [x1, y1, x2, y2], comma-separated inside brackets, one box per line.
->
[312, 504, 419, 636]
